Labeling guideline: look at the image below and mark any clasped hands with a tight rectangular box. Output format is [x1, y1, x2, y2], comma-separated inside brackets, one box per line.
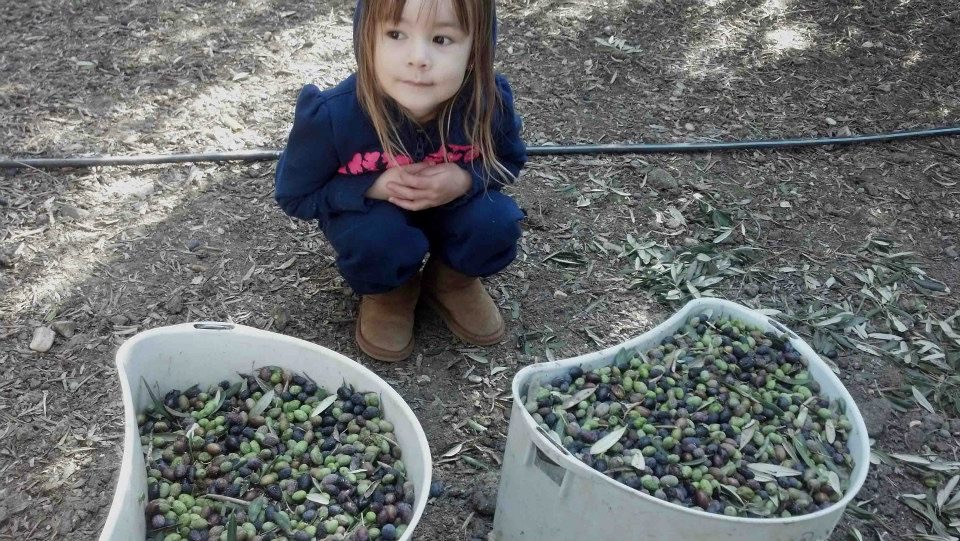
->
[366, 163, 472, 211]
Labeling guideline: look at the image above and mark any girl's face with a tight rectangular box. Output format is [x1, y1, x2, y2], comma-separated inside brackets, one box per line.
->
[374, 0, 473, 123]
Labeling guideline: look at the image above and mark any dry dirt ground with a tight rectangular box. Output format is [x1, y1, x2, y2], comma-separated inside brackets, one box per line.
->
[2, 0, 960, 540]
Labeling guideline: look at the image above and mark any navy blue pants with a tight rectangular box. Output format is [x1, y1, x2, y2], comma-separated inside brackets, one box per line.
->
[320, 191, 525, 295]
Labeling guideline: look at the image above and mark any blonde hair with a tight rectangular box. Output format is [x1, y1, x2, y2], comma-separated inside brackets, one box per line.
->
[355, 0, 514, 184]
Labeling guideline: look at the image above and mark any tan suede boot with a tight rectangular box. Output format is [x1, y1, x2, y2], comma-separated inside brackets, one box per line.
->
[422, 258, 505, 346]
[355, 274, 420, 362]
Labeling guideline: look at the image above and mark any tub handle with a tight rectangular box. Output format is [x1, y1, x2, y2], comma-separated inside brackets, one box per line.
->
[193, 323, 235, 331]
[535, 425, 573, 457]
[767, 318, 798, 340]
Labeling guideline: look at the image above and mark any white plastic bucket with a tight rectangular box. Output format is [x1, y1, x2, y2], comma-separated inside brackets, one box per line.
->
[100, 322, 432, 541]
[493, 299, 870, 541]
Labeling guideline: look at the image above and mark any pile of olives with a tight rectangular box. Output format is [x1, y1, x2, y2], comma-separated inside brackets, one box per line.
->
[526, 315, 854, 518]
[139, 368, 414, 541]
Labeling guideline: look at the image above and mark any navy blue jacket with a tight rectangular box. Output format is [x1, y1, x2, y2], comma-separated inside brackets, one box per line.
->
[275, 3, 524, 222]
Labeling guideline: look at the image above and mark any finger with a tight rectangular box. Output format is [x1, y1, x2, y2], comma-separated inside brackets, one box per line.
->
[388, 183, 425, 201]
[404, 162, 433, 173]
[415, 164, 447, 176]
[396, 170, 426, 189]
[389, 197, 427, 211]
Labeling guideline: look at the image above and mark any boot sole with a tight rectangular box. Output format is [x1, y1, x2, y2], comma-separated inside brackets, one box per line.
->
[423, 293, 505, 346]
[355, 305, 415, 363]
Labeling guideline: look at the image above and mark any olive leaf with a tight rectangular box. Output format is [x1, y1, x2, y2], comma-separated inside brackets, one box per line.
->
[227, 514, 237, 541]
[718, 483, 745, 505]
[747, 463, 802, 478]
[273, 509, 293, 534]
[441, 442, 464, 458]
[827, 471, 843, 496]
[163, 404, 194, 419]
[554, 407, 568, 437]
[223, 381, 244, 401]
[545, 429, 563, 448]
[825, 419, 836, 444]
[790, 435, 817, 470]
[248, 496, 266, 524]
[890, 453, 933, 466]
[307, 492, 330, 505]
[464, 352, 489, 364]
[364, 480, 381, 499]
[911, 386, 936, 414]
[310, 394, 337, 417]
[253, 375, 272, 393]
[203, 494, 250, 507]
[590, 425, 627, 455]
[739, 420, 758, 451]
[141, 377, 172, 421]
[630, 451, 647, 471]
[562, 387, 597, 409]
[937, 475, 959, 510]
[249, 389, 275, 418]
[614, 348, 632, 366]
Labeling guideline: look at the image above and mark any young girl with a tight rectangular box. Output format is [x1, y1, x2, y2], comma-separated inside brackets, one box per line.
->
[275, 0, 526, 362]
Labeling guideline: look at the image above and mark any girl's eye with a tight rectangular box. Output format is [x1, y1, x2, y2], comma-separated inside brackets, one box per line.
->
[386, 30, 403, 40]
[433, 36, 453, 45]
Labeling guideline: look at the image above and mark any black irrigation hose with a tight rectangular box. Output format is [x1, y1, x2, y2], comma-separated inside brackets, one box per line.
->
[1, 126, 959, 170]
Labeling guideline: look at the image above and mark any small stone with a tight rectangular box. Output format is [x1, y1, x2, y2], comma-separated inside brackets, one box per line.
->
[903, 425, 926, 452]
[646, 167, 679, 191]
[866, 215, 884, 227]
[824, 204, 846, 217]
[51, 320, 77, 338]
[946, 246, 958, 259]
[30, 326, 56, 353]
[743, 283, 759, 297]
[865, 185, 880, 197]
[878, 83, 892, 92]
[165, 295, 183, 314]
[110, 314, 130, 326]
[0, 252, 13, 268]
[927, 414, 945, 429]
[860, 398, 893, 436]
[186, 239, 201, 251]
[684, 123, 695, 132]
[469, 487, 497, 517]
[58, 204, 90, 220]
[133, 181, 156, 198]
[429, 481, 444, 498]
[272, 308, 290, 331]
[825, 117, 837, 126]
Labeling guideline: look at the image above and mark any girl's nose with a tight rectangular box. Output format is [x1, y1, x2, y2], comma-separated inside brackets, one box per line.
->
[407, 40, 431, 69]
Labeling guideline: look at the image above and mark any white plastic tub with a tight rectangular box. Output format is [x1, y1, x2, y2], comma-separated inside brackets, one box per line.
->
[493, 299, 870, 541]
[100, 322, 431, 541]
